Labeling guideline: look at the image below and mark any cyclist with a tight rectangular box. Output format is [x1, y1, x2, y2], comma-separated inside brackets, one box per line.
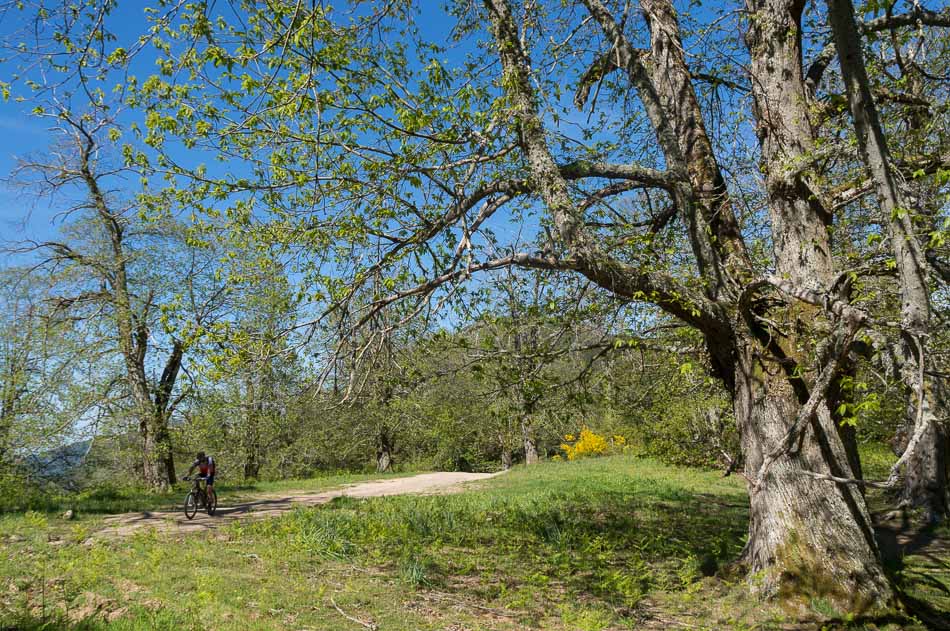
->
[186, 451, 216, 498]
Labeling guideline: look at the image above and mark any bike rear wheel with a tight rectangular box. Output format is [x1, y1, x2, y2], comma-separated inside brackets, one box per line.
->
[184, 491, 198, 520]
[206, 489, 217, 515]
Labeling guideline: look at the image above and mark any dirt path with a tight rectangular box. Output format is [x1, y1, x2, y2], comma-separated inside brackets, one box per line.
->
[94, 471, 500, 539]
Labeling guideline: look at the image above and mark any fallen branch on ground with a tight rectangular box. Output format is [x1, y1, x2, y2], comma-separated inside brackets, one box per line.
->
[330, 595, 379, 630]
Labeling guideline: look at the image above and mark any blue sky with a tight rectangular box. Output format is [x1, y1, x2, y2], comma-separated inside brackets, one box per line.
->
[0, 1, 154, 247]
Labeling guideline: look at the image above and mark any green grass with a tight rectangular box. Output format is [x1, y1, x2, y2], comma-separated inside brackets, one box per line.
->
[0, 455, 945, 630]
[859, 440, 898, 482]
[855, 444, 950, 629]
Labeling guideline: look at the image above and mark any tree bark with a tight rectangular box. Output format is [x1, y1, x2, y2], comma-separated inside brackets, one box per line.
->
[733, 339, 890, 607]
[745, 0, 834, 287]
[825, 0, 948, 521]
[376, 426, 394, 472]
[521, 414, 539, 465]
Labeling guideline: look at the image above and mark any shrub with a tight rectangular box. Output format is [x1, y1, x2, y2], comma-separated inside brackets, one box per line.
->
[560, 427, 624, 461]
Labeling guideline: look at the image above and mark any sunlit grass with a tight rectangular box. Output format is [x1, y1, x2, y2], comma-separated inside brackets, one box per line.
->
[1, 454, 943, 630]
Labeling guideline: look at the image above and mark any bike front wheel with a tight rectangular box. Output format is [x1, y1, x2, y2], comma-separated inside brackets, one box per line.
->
[184, 491, 198, 520]
[206, 489, 217, 516]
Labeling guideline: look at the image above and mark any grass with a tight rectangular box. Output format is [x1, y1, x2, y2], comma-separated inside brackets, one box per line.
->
[0, 454, 946, 630]
[857, 442, 950, 630]
[0, 470, 415, 519]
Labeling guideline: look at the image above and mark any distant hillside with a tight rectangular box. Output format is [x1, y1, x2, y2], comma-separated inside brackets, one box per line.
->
[25, 440, 91, 484]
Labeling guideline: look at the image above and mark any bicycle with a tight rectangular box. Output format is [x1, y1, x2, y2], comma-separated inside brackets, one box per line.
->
[182, 475, 217, 519]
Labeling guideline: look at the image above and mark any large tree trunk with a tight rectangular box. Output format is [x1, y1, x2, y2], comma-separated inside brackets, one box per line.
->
[737, 0, 891, 604]
[733, 342, 891, 608]
[897, 354, 949, 519]
[825, 0, 948, 521]
[901, 165, 950, 519]
[901, 406, 949, 519]
[646, 0, 887, 603]
[131, 368, 176, 491]
[744, 0, 833, 288]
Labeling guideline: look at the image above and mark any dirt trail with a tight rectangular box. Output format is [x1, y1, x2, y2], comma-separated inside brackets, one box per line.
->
[94, 471, 500, 539]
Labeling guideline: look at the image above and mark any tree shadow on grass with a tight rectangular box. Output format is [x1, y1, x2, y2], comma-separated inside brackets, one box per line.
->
[419, 487, 751, 615]
[875, 511, 950, 631]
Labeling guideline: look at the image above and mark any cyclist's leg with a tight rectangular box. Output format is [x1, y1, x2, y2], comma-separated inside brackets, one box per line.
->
[206, 474, 215, 505]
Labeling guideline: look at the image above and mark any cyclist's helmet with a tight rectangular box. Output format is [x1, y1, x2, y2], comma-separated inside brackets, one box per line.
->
[196, 451, 206, 462]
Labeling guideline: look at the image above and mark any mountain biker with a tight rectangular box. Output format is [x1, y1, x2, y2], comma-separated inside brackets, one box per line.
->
[186, 451, 216, 496]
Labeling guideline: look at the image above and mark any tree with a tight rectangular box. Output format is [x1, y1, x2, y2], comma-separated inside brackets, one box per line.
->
[826, 0, 950, 520]
[337, 284, 420, 473]
[1, 0, 235, 490]
[219, 253, 301, 480]
[472, 270, 568, 464]
[0, 265, 125, 500]
[14, 121, 188, 489]
[0, 273, 39, 465]
[0, 271, 74, 469]
[466, 268, 625, 465]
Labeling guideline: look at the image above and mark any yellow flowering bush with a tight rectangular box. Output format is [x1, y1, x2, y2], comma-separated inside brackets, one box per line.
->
[560, 427, 625, 460]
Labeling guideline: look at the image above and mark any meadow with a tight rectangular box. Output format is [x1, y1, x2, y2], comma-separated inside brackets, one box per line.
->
[1, 454, 947, 630]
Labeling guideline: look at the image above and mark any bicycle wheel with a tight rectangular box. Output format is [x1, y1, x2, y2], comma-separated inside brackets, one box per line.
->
[206, 489, 217, 516]
[184, 491, 198, 520]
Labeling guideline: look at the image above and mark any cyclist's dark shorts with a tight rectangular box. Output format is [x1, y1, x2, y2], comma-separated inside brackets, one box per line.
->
[200, 474, 215, 486]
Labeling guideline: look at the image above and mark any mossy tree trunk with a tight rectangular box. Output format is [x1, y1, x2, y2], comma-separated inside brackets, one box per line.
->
[732, 337, 890, 607]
